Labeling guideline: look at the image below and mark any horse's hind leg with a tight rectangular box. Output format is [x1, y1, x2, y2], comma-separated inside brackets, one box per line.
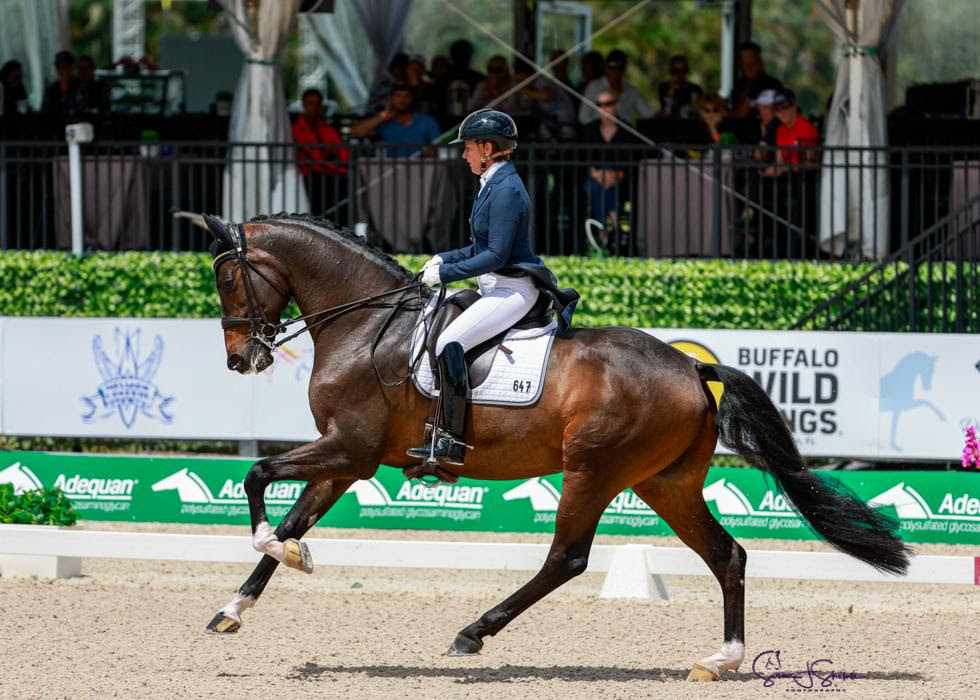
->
[448, 468, 621, 656]
[632, 429, 746, 682]
[206, 478, 354, 634]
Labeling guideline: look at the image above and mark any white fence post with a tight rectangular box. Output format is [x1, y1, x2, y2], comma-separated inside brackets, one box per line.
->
[65, 122, 94, 257]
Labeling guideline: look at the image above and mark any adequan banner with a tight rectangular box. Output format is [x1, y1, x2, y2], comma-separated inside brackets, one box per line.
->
[1, 451, 978, 544]
[1, 318, 977, 459]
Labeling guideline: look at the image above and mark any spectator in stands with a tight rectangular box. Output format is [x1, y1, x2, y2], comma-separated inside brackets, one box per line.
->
[293, 88, 349, 216]
[0, 60, 28, 116]
[76, 55, 109, 115]
[764, 88, 820, 176]
[729, 41, 783, 119]
[406, 54, 434, 112]
[351, 83, 441, 157]
[509, 56, 575, 141]
[581, 88, 640, 247]
[549, 49, 573, 89]
[577, 51, 604, 93]
[426, 55, 451, 125]
[468, 55, 516, 112]
[694, 93, 732, 144]
[579, 49, 652, 125]
[656, 55, 702, 119]
[749, 89, 780, 163]
[41, 51, 81, 121]
[366, 52, 410, 114]
[436, 39, 485, 121]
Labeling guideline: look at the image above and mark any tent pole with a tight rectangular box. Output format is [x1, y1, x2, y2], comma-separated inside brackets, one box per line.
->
[846, 0, 862, 250]
[720, 1, 736, 99]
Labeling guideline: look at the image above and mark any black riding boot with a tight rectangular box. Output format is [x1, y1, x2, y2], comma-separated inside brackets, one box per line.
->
[406, 342, 470, 466]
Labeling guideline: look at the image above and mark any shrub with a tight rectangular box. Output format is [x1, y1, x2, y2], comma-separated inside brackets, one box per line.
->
[0, 484, 78, 526]
[0, 251, 872, 330]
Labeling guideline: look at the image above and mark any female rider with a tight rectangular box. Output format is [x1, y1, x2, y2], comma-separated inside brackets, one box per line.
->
[406, 109, 564, 468]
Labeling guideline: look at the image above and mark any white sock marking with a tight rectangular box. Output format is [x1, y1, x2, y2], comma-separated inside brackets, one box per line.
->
[252, 521, 284, 561]
[219, 593, 255, 623]
[698, 640, 745, 676]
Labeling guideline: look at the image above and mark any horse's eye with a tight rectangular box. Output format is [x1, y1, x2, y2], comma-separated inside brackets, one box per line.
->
[221, 278, 234, 292]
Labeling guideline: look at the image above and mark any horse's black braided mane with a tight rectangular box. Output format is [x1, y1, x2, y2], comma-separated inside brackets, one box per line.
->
[249, 212, 413, 282]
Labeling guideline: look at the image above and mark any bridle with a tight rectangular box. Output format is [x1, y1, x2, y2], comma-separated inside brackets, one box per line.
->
[212, 222, 435, 385]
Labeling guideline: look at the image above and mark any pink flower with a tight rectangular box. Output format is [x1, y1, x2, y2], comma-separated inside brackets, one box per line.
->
[963, 426, 980, 468]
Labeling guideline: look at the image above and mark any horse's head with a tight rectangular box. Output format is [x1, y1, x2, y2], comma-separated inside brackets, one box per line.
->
[204, 214, 292, 375]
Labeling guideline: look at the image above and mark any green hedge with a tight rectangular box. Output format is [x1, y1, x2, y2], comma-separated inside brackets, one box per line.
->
[0, 484, 78, 526]
[0, 251, 873, 330]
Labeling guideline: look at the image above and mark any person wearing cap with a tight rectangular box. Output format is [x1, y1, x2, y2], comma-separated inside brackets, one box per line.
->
[578, 49, 653, 125]
[407, 109, 577, 467]
[729, 42, 783, 119]
[750, 89, 781, 163]
[764, 88, 820, 176]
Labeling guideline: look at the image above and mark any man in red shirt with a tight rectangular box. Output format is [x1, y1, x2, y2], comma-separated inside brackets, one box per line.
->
[766, 88, 820, 174]
[293, 89, 347, 176]
[293, 89, 348, 216]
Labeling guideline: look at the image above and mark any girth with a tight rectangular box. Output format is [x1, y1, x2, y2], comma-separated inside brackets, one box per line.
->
[426, 288, 553, 390]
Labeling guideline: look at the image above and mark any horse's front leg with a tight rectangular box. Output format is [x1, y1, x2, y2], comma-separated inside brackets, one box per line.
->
[206, 477, 355, 634]
[243, 435, 377, 569]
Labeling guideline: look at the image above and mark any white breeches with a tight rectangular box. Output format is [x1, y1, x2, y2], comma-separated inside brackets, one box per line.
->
[436, 273, 539, 355]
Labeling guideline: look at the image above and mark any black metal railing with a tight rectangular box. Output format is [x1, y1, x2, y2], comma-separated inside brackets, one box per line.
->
[2, 140, 979, 263]
[794, 192, 980, 333]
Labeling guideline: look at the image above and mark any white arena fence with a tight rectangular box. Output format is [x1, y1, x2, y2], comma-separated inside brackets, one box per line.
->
[0, 526, 976, 599]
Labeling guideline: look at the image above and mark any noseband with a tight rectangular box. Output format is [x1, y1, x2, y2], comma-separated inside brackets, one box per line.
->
[212, 223, 292, 350]
[211, 224, 428, 374]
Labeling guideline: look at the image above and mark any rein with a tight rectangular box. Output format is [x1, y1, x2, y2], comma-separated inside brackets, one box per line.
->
[213, 223, 437, 386]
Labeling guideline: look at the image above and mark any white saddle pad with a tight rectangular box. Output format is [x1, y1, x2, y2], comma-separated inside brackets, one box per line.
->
[410, 293, 558, 406]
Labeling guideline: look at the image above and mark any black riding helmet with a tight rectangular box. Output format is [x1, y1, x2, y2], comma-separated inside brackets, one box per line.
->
[450, 109, 518, 154]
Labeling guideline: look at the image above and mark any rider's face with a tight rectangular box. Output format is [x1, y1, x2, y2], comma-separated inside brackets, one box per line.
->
[462, 140, 494, 175]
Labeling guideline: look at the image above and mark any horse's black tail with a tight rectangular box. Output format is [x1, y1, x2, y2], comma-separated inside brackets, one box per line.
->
[697, 362, 911, 575]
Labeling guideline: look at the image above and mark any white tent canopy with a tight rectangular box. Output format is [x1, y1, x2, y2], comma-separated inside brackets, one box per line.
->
[218, 0, 308, 221]
[0, 0, 67, 111]
[818, 0, 906, 260]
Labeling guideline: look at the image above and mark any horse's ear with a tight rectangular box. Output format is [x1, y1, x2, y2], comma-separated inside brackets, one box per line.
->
[203, 213, 234, 249]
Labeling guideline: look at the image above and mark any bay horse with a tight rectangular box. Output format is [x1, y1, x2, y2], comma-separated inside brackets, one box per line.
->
[203, 213, 910, 681]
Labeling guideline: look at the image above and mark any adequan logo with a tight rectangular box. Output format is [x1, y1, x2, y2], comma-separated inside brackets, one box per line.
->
[151, 468, 302, 505]
[82, 328, 174, 428]
[869, 482, 980, 523]
[0, 462, 43, 494]
[346, 477, 487, 510]
[702, 478, 797, 518]
[52, 473, 137, 501]
[502, 478, 655, 516]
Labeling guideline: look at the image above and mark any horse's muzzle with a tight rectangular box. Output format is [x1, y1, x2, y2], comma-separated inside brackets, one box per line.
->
[228, 341, 274, 374]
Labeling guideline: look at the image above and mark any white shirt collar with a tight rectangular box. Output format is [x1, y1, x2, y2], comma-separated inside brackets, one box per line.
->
[479, 160, 506, 193]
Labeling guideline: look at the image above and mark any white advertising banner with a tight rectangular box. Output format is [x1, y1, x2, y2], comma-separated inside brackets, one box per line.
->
[646, 328, 978, 461]
[0, 318, 976, 460]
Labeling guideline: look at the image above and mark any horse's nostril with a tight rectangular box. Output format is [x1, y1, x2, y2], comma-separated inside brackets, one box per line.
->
[227, 354, 242, 370]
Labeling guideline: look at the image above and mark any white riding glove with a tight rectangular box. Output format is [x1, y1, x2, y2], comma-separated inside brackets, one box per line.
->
[421, 265, 442, 287]
[421, 255, 443, 271]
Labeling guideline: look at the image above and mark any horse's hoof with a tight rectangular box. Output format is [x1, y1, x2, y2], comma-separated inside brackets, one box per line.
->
[686, 663, 719, 681]
[445, 631, 483, 656]
[205, 612, 241, 635]
[283, 538, 313, 574]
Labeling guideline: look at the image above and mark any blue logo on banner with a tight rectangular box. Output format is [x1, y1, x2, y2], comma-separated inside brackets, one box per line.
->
[81, 329, 175, 428]
[880, 351, 946, 451]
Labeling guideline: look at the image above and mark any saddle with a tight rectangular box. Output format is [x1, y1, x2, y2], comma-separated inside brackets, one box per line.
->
[424, 288, 554, 390]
